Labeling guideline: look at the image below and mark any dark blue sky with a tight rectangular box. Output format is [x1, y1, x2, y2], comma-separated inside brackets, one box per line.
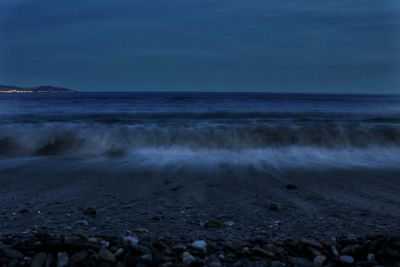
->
[0, 0, 399, 93]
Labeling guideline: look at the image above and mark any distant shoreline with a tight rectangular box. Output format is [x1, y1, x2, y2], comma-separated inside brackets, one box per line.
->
[0, 85, 77, 93]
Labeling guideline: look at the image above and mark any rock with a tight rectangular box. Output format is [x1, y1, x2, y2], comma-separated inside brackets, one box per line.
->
[204, 220, 224, 229]
[313, 255, 326, 266]
[182, 251, 196, 264]
[286, 184, 299, 189]
[208, 255, 222, 267]
[301, 238, 323, 248]
[191, 240, 207, 251]
[124, 236, 139, 246]
[252, 247, 275, 258]
[70, 251, 88, 265]
[289, 256, 313, 267]
[331, 245, 340, 257]
[45, 253, 54, 267]
[3, 248, 24, 258]
[19, 208, 30, 214]
[114, 248, 124, 257]
[100, 240, 110, 248]
[271, 261, 285, 267]
[83, 207, 97, 217]
[241, 247, 251, 255]
[341, 244, 360, 254]
[57, 252, 69, 267]
[31, 252, 47, 267]
[340, 255, 355, 264]
[73, 220, 89, 227]
[367, 253, 375, 262]
[136, 254, 152, 264]
[130, 244, 151, 255]
[98, 249, 116, 262]
[151, 216, 162, 221]
[269, 203, 283, 211]
[223, 220, 235, 227]
[172, 244, 187, 251]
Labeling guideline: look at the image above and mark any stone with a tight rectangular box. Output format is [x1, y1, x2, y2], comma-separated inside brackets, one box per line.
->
[73, 220, 89, 227]
[301, 238, 323, 248]
[191, 240, 207, 251]
[83, 207, 97, 217]
[57, 252, 69, 267]
[313, 255, 326, 266]
[100, 240, 110, 248]
[98, 248, 116, 262]
[252, 247, 275, 258]
[269, 203, 283, 211]
[136, 254, 152, 264]
[288, 256, 313, 267]
[3, 248, 24, 258]
[286, 184, 299, 189]
[341, 244, 360, 254]
[31, 252, 47, 267]
[172, 244, 187, 251]
[271, 261, 285, 267]
[114, 248, 124, 257]
[367, 253, 375, 262]
[124, 236, 139, 246]
[331, 245, 340, 257]
[130, 244, 151, 255]
[70, 251, 88, 265]
[19, 208, 30, 214]
[340, 255, 355, 264]
[182, 252, 196, 264]
[204, 220, 224, 229]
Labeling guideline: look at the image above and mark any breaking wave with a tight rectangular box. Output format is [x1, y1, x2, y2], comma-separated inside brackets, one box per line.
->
[0, 121, 399, 157]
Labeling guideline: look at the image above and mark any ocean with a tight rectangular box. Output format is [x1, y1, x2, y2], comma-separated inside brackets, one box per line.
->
[1, 92, 400, 170]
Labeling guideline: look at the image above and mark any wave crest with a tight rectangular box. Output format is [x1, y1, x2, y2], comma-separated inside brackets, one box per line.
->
[0, 122, 399, 156]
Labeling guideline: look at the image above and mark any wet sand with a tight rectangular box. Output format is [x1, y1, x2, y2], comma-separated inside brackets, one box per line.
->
[0, 156, 399, 241]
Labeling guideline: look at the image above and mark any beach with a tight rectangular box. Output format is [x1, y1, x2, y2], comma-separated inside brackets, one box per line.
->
[0, 92, 400, 265]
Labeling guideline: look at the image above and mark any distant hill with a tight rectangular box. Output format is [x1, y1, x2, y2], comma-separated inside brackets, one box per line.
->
[0, 85, 77, 93]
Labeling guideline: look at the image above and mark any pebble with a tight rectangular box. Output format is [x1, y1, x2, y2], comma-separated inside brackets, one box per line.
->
[98, 248, 116, 262]
[330, 245, 340, 257]
[271, 261, 285, 267]
[301, 238, 323, 248]
[340, 255, 355, 264]
[204, 220, 224, 229]
[313, 255, 326, 266]
[182, 251, 196, 264]
[30, 252, 47, 267]
[114, 248, 124, 257]
[288, 256, 313, 267]
[73, 220, 89, 227]
[269, 203, 283, 211]
[124, 235, 139, 246]
[100, 240, 110, 248]
[83, 207, 97, 217]
[367, 253, 375, 262]
[19, 208, 30, 214]
[286, 183, 299, 189]
[70, 251, 88, 264]
[172, 243, 187, 251]
[3, 248, 24, 258]
[0, 234, 397, 266]
[191, 240, 207, 251]
[223, 220, 235, 226]
[57, 252, 69, 267]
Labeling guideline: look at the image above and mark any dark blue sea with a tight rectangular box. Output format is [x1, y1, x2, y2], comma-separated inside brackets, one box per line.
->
[1, 92, 400, 169]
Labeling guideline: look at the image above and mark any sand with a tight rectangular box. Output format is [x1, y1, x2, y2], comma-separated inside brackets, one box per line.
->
[0, 156, 399, 241]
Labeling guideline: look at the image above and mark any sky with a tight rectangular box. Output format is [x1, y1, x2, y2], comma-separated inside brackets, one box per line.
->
[0, 0, 399, 93]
